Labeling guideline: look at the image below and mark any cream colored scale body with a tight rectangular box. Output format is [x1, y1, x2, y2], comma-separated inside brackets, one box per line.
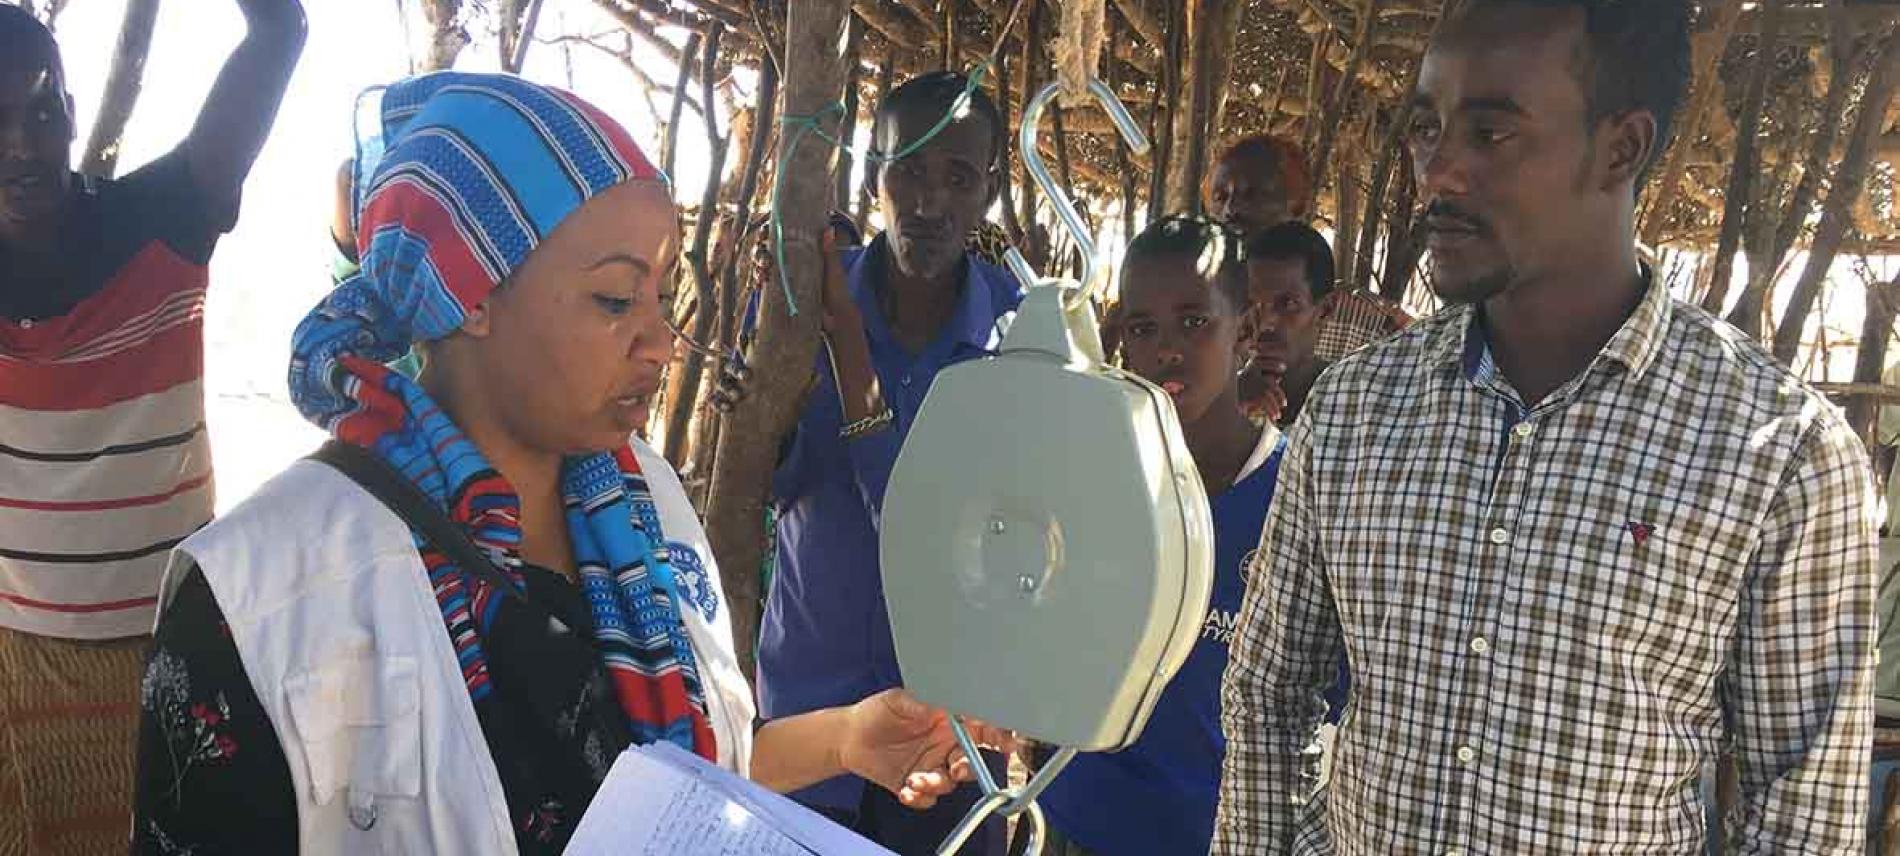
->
[880, 280, 1216, 753]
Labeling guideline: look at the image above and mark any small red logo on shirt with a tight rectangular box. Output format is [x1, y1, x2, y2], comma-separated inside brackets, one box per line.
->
[1625, 521, 1654, 546]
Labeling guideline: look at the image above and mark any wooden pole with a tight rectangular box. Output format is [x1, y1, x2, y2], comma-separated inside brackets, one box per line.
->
[664, 26, 728, 470]
[78, 0, 160, 178]
[863, 49, 897, 224]
[1107, 11, 1139, 247]
[996, 47, 1027, 245]
[1162, 0, 1241, 214]
[1354, 125, 1397, 294]
[1380, 161, 1420, 300]
[1019, 0, 1046, 265]
[1334, 145, 1361, 288]
[418, 0, 470, 72]
[835, 17, 864, 219]
[1305, 0, 1381, 219]
[1147, 0, 1181, 220]
[703, 0, 849, 679]
[1702, 0, 1785, 315]
[661, 34, 704, 182]
[659, 33, 706, 467]
[1772, 33, 1900, 365]
[1728, 0, 1858, 336]
[721, 62, 782, 351]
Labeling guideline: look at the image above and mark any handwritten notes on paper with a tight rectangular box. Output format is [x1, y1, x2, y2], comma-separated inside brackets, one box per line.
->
[567, 743, 898, 856]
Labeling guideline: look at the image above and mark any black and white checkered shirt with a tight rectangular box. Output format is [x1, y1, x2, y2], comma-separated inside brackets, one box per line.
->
[1215, 273, 1878, 854]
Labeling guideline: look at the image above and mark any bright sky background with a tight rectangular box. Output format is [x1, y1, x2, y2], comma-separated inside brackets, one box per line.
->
[41, 0, 1899, 509]
[49, 0, 762, 508]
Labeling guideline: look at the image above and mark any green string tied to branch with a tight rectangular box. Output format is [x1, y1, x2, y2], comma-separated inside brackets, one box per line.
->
[766, 59, 994, 317]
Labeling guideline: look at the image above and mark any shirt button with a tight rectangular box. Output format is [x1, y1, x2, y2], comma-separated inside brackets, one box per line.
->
[1456, 745, 1477, 765]
[1488, 527, 1509, 545]
[1512, 421, 1533, 439]
[1470, 637, 1490, 655]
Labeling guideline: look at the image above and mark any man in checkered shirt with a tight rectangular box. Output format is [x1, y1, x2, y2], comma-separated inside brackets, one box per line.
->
[1215, 1, 1879, 853]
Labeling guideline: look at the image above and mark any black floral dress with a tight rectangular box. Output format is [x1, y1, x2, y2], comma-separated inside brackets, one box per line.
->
[133, 561, 637, 855]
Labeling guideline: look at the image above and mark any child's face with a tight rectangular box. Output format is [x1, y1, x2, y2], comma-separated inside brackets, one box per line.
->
[1246, 256, 1324, 374]
[1118, 255, 1249, 427]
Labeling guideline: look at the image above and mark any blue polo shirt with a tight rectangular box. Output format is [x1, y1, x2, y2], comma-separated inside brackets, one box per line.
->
[1039, 432, 1289, 856]
[759, 239, 1022, 810]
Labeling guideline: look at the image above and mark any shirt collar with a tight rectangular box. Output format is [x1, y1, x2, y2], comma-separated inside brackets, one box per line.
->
[1432, 262, 1671, 384]
[1595, 262, 1671, 382]
[850, 235, 1010, 353]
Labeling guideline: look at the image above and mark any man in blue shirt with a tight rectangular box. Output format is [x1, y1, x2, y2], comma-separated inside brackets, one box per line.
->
[759, 71, 1021, 855]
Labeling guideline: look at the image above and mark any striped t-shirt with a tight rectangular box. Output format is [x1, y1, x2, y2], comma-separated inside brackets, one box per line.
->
[0, 150, 232, 639]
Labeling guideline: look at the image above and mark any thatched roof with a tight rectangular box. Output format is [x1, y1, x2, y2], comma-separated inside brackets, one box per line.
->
[577, 0, 1900, 254]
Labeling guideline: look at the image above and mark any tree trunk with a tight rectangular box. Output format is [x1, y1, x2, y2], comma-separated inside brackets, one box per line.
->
[1772, 35, 1900, 365]
[1301, 31, 1328, 150]
[1018, 0, 1047, 265]
[1381, 163, 1420, 301]
[1847, 274, 1900, 443]
[863, 50, 896, 224]
[77, 0, 160, 179]
[1306, 0, 1381, 219]
[1728, 0, 1857, 336]
[1334, 147, 1361, 289]
[1162, 0, 1242, 213]
[1355, 131, 1398, 294]
[1640, 0, 1744, 248]
[834, 16, 864, 219]
[1146, 0, 1180, 220]
[721, 61, 781, 350]
[703, 0, 846, 680]
[660, 34, 703, 182]
[418, 0, 470, 72]
[1702, 0, 1784, 315]
[499, 0, 527, 71]
[996, 47, 1026, 245]
[500, 0, 548, 73]
[1107, 11, 1139, 246]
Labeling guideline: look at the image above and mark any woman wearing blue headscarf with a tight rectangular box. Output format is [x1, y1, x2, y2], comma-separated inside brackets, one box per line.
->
[130, 73, 1000, 855]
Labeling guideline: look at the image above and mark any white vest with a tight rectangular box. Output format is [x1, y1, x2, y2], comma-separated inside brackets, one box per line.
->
[160, 440, 755, 855]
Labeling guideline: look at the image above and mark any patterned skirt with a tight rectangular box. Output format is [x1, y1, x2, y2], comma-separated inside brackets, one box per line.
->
[0, 627, 148, 856]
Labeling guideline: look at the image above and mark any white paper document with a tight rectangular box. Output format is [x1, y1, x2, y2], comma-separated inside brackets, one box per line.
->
[566, 742, 899, 856]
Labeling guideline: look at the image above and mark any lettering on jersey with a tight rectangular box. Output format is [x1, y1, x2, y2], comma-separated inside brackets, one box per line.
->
[1203, 608, 1239, 645]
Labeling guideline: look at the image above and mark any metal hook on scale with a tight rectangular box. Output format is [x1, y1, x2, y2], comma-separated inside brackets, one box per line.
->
[1001, 79, 1152, 303]
[931, 77, 1147, 856]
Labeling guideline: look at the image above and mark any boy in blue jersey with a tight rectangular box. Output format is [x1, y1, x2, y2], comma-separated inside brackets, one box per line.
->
[1038, 216, 1287, 856]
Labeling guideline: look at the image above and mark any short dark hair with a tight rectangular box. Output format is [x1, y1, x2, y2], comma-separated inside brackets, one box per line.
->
[1245, 222, 1335, 301]
[0, 4, 59, 69]
[1452, 0, 1691, 180]
[1122, 215, 1249, 313]
[871, 71, 1006, 177]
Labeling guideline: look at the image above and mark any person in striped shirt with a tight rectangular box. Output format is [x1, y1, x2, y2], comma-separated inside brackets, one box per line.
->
[0, 4, 304, 852]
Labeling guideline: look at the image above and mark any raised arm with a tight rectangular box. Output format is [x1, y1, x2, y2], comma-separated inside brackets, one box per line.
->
[1724, 417, 1878, 854]
[184, 0, 306, 213]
